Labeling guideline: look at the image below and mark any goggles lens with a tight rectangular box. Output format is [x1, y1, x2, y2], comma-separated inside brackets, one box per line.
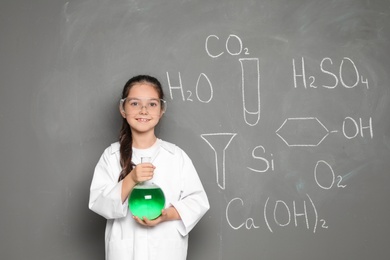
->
[120, 98, 166, 115]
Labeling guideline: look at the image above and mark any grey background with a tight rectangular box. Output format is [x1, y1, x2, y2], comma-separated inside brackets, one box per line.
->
[1, 0, 390, 259]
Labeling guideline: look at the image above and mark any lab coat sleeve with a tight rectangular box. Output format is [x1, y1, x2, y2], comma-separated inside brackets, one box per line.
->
[171, 149, 210, 236]
[89, 147, 128, 219]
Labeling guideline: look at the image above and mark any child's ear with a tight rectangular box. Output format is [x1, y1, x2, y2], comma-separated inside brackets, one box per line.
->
[119, 105, 126, 118]
[119, 98, 128, 118]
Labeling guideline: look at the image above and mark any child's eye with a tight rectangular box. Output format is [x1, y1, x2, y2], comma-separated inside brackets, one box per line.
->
[128, 100, 140, 107]
[149, 101, 159, 107]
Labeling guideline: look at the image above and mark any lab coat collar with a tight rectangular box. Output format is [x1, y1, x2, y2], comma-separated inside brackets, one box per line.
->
[109, 139, 176, 155]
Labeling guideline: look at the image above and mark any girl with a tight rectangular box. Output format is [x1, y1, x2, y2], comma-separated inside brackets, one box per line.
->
[89, 75, 210, 260]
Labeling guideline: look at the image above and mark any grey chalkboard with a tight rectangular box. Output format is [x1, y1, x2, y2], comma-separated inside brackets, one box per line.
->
[1, 0, 390, 259]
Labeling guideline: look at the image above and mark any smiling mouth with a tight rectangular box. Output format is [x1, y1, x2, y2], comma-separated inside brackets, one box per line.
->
[136, 118, 151, 122]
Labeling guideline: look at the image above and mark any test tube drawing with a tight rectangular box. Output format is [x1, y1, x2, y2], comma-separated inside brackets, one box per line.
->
[239, 58, 261, 126]
[201, 133, 237, 190]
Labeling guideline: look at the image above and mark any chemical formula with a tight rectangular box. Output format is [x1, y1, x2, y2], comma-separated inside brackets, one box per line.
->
[165, 34, 373, 233]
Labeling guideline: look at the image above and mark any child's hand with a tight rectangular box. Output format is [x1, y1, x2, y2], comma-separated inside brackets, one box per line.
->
[132, 207, 180, 227]
[130, 162, 155, 183]
[132, 210, 167, 227]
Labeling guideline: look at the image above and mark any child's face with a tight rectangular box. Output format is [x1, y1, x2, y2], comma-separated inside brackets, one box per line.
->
[120, 83, 163, 135]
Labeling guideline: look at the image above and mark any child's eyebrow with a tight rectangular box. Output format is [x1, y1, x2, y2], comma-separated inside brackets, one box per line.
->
[127, 97, 160, 100]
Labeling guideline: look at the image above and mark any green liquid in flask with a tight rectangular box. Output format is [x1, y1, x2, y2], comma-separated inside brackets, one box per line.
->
[129, 184, 165, 220]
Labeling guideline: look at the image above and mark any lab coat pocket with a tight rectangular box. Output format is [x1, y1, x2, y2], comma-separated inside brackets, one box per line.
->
[149, 222, 188, 259]
[107, 238, 133, 260]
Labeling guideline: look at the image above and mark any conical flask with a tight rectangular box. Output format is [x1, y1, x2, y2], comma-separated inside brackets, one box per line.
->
[129, 157, 165, 220]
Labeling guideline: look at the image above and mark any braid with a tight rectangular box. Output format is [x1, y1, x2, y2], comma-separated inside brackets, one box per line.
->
[118, 121, 135, 181]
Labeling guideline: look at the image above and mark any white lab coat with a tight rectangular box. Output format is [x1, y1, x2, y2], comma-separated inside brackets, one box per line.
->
[89, 139, 210, 260]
